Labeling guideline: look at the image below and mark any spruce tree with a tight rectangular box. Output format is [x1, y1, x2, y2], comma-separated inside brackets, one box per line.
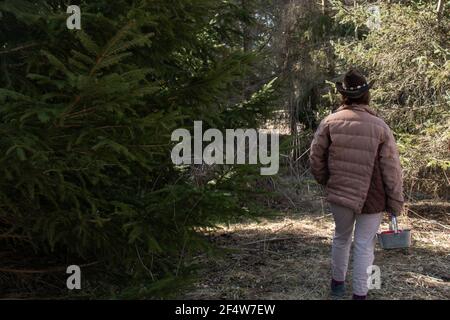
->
[0, 0, 278, 297]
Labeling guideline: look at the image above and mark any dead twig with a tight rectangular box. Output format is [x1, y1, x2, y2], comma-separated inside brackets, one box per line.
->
[293, 147, 311, 163]
[313, 213, 333, 220]
[0, 234, 31, 240]
[0, 261, 99, 274]
[135, 244, 155, 281]
[0, 43, 39, 55]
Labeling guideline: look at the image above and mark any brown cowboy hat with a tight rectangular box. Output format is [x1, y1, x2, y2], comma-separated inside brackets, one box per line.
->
[335, 68, 375, 99]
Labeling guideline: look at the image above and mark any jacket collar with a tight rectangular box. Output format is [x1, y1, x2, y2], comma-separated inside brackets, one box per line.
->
[336, 104, 377, 116]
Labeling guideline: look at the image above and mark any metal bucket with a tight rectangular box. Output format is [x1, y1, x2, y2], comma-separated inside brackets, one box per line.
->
[377, 216, 411, 250]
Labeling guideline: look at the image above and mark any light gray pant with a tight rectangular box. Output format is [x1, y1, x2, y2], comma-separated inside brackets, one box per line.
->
[330, 202, 382, 296]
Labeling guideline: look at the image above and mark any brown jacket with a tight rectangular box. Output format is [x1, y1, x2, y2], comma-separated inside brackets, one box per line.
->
[309, 104, 404, 215]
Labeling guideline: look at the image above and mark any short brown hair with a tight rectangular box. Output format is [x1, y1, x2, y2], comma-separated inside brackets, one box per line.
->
[342, 91, 370, 105]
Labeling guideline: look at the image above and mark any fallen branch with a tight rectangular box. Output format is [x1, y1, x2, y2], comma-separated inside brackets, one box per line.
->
[219, 246, 284, 256]
[241, 236, 303, 246]
[407, 208, 450, 230]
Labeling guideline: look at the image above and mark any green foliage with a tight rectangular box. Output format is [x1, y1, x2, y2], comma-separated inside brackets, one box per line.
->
[331, 1, 449, 198]
[0, 0, 278, 297]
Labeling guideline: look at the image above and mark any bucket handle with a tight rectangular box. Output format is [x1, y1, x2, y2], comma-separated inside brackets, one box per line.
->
[389, 215, 399, 233]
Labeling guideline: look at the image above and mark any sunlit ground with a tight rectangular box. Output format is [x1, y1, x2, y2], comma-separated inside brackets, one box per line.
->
[181, 202, 449, 300]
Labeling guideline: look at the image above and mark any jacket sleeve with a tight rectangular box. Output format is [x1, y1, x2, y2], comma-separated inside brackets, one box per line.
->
[379, 128, 404, 215]
[309, 119, 331, 186]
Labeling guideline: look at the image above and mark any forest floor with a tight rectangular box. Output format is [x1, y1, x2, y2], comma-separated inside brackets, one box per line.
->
[181, 200, 450, 300]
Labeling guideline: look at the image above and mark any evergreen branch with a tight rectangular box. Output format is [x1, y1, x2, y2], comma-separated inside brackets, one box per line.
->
[58, 95, 81, 123]
[65, 106, 97, 119]
[59, 21, 136, 122]
[89, 21, 136, 77]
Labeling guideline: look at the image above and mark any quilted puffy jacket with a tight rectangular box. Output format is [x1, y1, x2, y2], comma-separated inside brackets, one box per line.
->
[309, 104, 404, 215]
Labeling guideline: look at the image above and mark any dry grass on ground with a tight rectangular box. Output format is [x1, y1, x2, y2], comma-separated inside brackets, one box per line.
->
[181, 201, 450, 300]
